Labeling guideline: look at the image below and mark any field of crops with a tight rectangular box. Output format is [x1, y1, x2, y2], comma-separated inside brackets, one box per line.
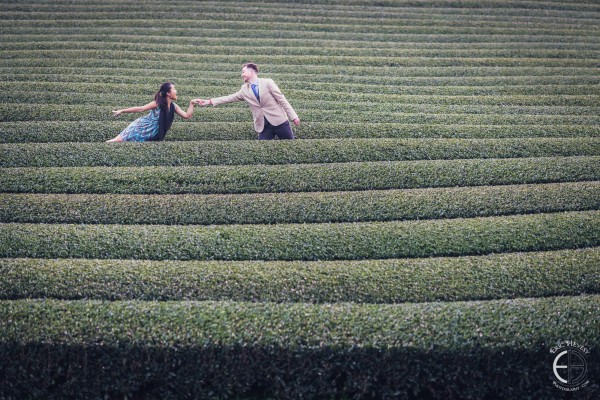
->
[1, 0, 599, 398]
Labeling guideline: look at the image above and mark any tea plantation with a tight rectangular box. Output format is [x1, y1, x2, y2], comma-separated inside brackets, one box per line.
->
[1, 0, 599, 398]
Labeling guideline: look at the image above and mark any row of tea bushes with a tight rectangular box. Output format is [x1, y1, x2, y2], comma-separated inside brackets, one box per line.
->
[5, 64, 600, 81]
[2, 182, 598, 225]
[8, 90, 600, 111]
[3, 138, 599, 167]
[5, 104, 600, 123]
[2, 121, 597, 142]
[3, 157, 599, 194]
[2, 211, 598, 261]
[2, 248, 598, 302]
[2, 0, 598, 397]
[6, 41, 600, 60]
[1, 295, 598, 399]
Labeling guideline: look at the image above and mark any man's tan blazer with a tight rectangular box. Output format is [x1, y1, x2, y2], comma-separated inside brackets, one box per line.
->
[211, 78, 298, 133]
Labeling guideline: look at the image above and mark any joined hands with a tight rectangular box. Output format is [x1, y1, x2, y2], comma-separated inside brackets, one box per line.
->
[192, 99, 211, 106]
[189, 99, 300, 126]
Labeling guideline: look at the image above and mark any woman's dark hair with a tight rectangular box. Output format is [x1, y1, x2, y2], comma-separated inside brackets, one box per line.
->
[154, 82, 173, 110]
[150, 82, 175, 141]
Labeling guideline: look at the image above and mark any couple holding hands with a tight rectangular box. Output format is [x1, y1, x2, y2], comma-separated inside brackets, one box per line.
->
[107, 63, 300, 142]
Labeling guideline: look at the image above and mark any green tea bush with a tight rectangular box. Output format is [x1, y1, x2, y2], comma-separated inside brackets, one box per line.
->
[2, 0, 599, 398]
[1, 295, 598, 399]
[2, 138, 599, 167]
[2, 248, 598, 302]
[1, 211, 598, 260]
[2, 157, 598, 194]
[1, 121, 597, 143]
[1, 182, 598, 225]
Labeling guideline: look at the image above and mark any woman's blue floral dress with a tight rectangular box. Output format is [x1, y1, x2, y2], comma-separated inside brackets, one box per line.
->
[118, 104, 177, 142]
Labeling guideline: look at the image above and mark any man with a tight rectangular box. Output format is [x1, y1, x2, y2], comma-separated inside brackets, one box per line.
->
[194, 63, 300, 139]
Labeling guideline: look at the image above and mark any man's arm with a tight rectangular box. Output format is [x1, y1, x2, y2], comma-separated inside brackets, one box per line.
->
[193, 90, 245, 107]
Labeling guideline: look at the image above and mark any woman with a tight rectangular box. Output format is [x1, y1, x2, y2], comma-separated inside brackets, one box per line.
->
[107, 82, 195, 142]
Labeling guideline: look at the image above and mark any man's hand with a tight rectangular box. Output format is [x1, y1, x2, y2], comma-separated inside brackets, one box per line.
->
[192, 99, 211, 106]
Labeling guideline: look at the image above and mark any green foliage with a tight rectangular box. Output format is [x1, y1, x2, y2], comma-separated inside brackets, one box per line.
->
[1, 211, 599, 260]
[2, 248, 598, 302]
[2, 121, 598, 142]
[1, 295, 599, 399]
[2, 0, 600, 398]
[2, 157, 599, 194]
[2, 138, 599, 167]
[1, 182, 598, 225]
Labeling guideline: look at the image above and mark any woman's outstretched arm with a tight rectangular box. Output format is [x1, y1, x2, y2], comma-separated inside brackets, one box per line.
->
[175, 100, 196, 119]
[112, 101, 157, 116]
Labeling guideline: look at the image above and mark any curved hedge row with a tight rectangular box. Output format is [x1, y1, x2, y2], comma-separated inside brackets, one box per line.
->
[4, 7, 599, 24]
[1, 295, 598, 399]
[4, 50, 600, 69]
[5, 19, 598, 38]
[1, 121, 597, 143]
[5, 104, 600, 123]
[5, 0, 599, 14]
[5, 64, 599, 78]
[6, 74, 600, 96]
[1, 182, 598, 225]
[5, 79, 600, 99]
[3, 157, 598, 194]
[2, 248, 598, 302]
[6, 41, 600, 60]
[1, 211, 598, 261]
[2, 138, 599, 167]
[8, 90, 600, 113]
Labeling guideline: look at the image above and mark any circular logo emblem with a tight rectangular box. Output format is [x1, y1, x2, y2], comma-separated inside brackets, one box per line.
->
[553, 348, 587, 387]
[549, 340, 590, 392]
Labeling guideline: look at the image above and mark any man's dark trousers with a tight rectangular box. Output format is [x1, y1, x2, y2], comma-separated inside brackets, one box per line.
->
[258, 118, 295, 140]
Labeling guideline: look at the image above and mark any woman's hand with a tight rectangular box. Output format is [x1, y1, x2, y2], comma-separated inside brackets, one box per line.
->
[112, 110, 122, 117]
[192, 99, 211, 106]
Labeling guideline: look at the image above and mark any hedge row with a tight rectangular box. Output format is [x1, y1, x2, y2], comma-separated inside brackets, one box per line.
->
[1, 295, 598, 399]
[6, 71, 600, 94]
[6, 35, 600, 52]
[4, 57, 598, 76]
[8, 11, 599, 26]
[1, 13, 594, 32]
[4, 2, 597, 17]
[4, 104, 600, 123]
[4, 64, 598, 78]
[7, 90, 600, 114]
[19, 12, 592, 29]
[3, 138, 599, 168]
[5, 19, 597, 37]
[3, 8, 597, 26]
[1, 211, 598, 260]
[10, 85, 600, 110]
[7, 0, 599, 13]
[9, 80, 600, 113]
[6, 41, 599, 60]
[2, 248, 598, 302]
[7, 70, 600, 90]
[3, 157, 598, 195]
[2, 121, 597, 143]
[5, 26, 598, 45]
[2, 181, 597, 225]
[6, 49, 600, 69]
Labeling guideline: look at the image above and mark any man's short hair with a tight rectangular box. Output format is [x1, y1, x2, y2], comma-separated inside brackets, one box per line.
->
[243, 63, 259, 73]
